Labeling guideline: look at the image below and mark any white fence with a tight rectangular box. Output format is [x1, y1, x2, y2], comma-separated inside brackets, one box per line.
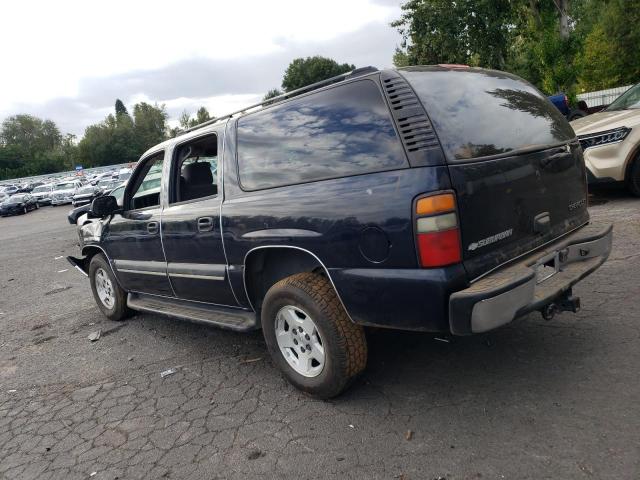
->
[577, 85, 633, 108]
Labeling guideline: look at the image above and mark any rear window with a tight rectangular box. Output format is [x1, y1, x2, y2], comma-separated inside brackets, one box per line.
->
[237, 79, 407, 190]
[400, 68, 575, 161]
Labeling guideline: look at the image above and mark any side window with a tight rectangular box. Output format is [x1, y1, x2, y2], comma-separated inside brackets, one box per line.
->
[236, 79, 407, 191]
[128, 153, 164, 210]
[170, 134, 218, 203]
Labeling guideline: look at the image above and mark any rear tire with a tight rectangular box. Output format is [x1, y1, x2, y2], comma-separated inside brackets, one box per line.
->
[261, 272, 367, 399]
[626, 156, 640, 197]
[89, 254, 130, 321]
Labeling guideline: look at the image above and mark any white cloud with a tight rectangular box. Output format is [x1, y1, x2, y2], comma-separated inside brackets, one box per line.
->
[0, 0, 403, 136]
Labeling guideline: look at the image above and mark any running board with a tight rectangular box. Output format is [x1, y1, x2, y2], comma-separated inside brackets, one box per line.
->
[127, 293, 258, 332]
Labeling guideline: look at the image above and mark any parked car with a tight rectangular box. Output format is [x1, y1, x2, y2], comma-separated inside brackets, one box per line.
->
[1, 185, 18, 195]
[548, 93, 587, 120]
[68, 66, 612, 398]
[72, 185, 103, 207]
[51, 180, 82, 206]
[31, 183, 55, 205]
[94, 178, 117, 193]
[0, 193, 39, 216]
[68, 183, 125, 225]
[571, 82, 640, 195]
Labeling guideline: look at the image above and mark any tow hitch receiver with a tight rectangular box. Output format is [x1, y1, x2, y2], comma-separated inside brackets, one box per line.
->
[540, 290, 581, 321]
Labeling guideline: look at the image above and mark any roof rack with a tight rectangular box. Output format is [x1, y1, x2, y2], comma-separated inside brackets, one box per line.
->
[178, 66, 379, 136]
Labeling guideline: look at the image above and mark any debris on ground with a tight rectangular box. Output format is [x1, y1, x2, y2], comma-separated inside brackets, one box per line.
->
[128, 357, 134, 362]
[89, 472, 97, 477]
[57, 269, 68, 273]
[54, 255, 64, 260]
[247, 449, 264, 460]
[405, 429, 413, 441]
[240, 357, 262, 364]
[434, 337, 450, 343]
[348, 424, 355, 429]
[87, 330, 101, 342]
[8, 389, 17, 393]
[160, 368, 177, 378]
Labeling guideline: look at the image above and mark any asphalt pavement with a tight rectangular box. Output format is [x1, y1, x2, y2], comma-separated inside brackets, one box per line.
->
[0, 188, 638, 479]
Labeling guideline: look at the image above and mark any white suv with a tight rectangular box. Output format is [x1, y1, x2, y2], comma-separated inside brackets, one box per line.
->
[571, 82, 640, 196]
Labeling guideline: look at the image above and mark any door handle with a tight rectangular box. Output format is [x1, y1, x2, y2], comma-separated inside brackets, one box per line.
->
[197, 216, 214, 232]
[147, 221, 159, 234]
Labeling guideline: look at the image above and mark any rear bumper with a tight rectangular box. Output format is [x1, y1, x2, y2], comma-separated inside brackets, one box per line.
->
[449, 222, 612, 335]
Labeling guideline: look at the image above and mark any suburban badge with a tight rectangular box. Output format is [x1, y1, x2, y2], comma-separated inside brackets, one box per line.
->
[468, 229, 513, 251]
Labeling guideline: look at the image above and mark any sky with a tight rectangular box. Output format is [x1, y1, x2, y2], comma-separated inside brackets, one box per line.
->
[0, 0, 403, 138]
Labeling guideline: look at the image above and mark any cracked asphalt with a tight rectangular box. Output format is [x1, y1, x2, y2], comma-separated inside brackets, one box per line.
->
[0, 187, 639, 480]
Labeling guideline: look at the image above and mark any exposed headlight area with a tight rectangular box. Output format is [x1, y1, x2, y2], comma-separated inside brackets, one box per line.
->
[578, 127, 631, 151]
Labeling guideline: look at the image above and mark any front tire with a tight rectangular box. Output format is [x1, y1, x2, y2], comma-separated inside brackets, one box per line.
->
[626, 156, 640, 196]
[261, 272, 367, 399]
[89, 254, 130, 321]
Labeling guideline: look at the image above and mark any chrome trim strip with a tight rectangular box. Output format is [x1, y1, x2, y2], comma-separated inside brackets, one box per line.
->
[241, 245, 354, 323]
[242, 229, 322, 238]
[118, 269, 167, 277]
[113, 259, 167, 273]
[169, 273, 225, 281]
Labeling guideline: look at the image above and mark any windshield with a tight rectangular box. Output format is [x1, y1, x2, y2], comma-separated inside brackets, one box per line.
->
[55, 182, 75, 190]
[33, 185, 50, 193]
[606, 83, 640, 111]
[78, 186, 95, 194]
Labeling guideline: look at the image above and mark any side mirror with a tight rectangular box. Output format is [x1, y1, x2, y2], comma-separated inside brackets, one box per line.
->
[90, 195, 120, 217]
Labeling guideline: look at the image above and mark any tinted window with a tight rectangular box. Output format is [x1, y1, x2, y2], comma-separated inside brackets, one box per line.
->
[237, 79, 407, 190]
[400, 68, 575, 161]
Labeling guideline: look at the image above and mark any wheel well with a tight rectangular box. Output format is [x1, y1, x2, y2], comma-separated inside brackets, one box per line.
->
[624, 144, 640, 182]
[244, 248, 325, 313]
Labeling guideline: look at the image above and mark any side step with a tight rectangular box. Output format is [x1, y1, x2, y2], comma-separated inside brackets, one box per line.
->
[127, 293, 258, 332]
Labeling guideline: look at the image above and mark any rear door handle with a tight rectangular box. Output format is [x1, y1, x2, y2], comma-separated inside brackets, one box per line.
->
[147, 221, 159, 235]
[197, 216, 214, 232]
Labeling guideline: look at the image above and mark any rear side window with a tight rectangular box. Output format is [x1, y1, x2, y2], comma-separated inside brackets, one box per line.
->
[400, 68, 575, 161]
[237, 79, 407, 190]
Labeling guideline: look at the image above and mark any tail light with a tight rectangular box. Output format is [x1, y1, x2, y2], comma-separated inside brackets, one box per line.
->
[414, 192, 462, 268]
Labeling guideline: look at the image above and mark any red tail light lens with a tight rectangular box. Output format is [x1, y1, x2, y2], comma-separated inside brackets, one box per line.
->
[414, 192, 462, 268]
[417, 229, 462, 267]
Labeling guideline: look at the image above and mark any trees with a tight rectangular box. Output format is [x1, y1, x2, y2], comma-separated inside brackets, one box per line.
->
[262, 56, 354, 101]
[576, 0, 640, 90]
[281, 56, 355, 92]
[0, 115, 69, 179]
[393, 0, 639, 95]
[392, 0, 515, 70]
[78, 101, 169, 168]
[263, 88, 282, 101]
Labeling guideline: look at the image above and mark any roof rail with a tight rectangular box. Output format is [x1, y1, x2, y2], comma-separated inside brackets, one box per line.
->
[178, 66, 379, 136]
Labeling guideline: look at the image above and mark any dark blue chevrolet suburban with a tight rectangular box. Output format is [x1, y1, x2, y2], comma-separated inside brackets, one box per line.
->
[69, 65, 612, 398]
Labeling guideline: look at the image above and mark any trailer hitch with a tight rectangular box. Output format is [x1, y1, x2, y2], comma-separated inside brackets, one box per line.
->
[540, 289, 581, 321]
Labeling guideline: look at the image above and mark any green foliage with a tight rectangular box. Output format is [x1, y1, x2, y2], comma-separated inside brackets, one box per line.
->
[263, 88, 282, 101]
[576, 0, 640, 91]
[77, 102, 168, 168]
[394, 0, 639, 96]
[392, 0, 515, 70]
[115, 99, 128, 117]
[0, 114, 69, 179]
[281, 56, 355, 92]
